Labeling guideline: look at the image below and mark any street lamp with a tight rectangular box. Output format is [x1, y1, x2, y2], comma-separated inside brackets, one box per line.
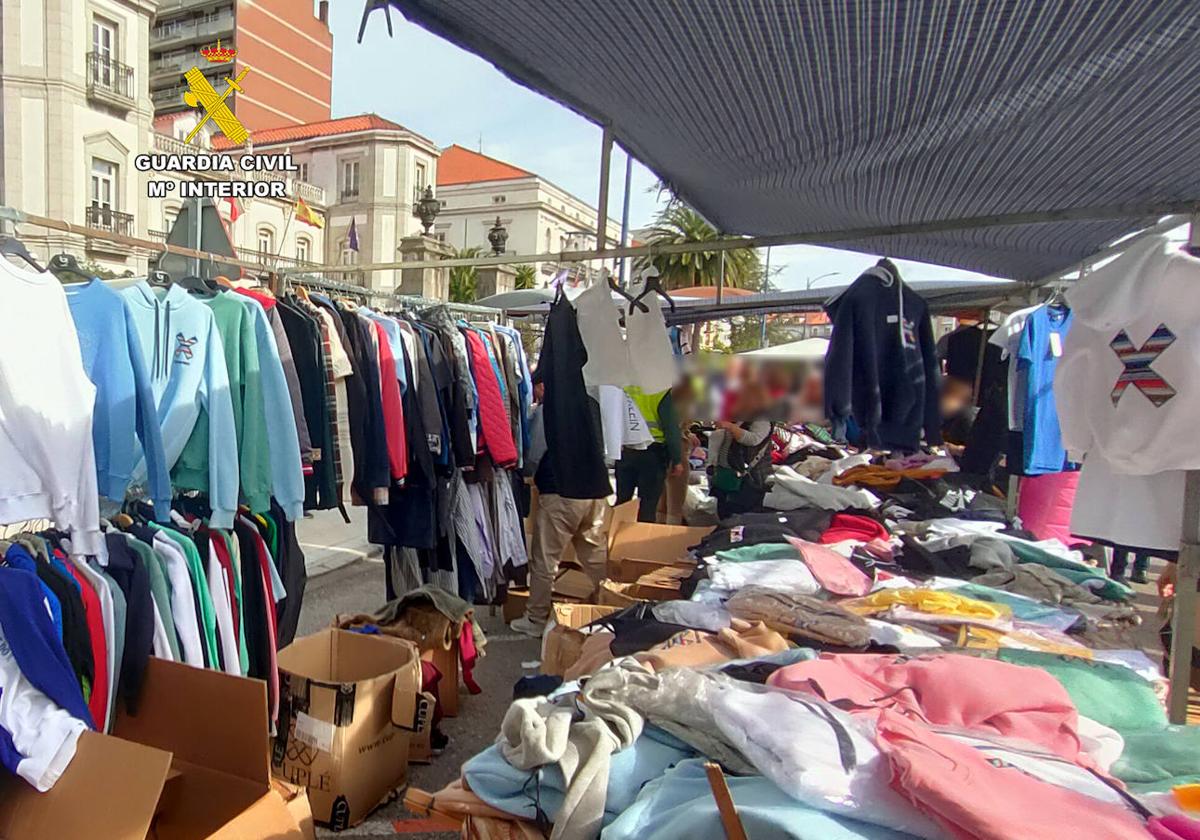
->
[487, 216, 508, 255]
[415, 186, 440, 235]
[806, 271, 840, 290]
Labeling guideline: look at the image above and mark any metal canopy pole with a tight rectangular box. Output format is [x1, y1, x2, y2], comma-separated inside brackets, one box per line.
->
[618, 149, 633, 287]
[1168, 216, 1200, 723]
[595, 128, 614, 254]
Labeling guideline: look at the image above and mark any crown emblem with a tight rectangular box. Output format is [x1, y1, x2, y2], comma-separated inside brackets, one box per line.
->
[200, 39, 237, 63]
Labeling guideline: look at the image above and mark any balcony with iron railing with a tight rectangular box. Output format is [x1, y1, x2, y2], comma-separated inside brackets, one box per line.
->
[151, 83, 190, 110]
[151, 133, 327, 206]
[85, 205, 134, 237]
[151, 12, 234, 49]
[86, 52, 135, 110]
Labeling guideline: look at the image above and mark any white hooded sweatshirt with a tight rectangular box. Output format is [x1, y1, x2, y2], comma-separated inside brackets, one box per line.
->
[1055, 234, 1200, 475]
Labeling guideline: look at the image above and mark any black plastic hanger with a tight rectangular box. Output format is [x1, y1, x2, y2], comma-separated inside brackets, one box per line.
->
[48, 253, 92, 283]
[604, 268, 649, 313]
[147, 268, 173, 287]
[0, 236, 43, 271]
[178, 273, 221, 296]
[631, 267, 675, 312]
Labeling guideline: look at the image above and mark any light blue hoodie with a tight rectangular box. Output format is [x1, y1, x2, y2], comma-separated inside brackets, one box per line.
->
[119, 281, 239, 528]
[65, 279, 172, 519]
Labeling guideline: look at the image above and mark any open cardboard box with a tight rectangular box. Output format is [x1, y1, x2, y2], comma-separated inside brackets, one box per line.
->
[504, 567, 597, 623]
[274, 629, 422, 831]
[541, 603, 621, 677]
[607, 519, 712, 582]
[0, 657, 313, 840]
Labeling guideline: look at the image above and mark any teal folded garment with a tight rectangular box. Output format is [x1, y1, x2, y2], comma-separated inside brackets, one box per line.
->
[1113, 726, 1200, 793]
[464, 725, 694, 828]
[714, 543, 798, 563]
[1006, 541, 1132, 601]
[601, 759, 921, 840]
[997, 649, 1166, 733]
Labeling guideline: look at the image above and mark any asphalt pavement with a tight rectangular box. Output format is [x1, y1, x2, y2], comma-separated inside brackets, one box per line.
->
[295, 513, 539, 839]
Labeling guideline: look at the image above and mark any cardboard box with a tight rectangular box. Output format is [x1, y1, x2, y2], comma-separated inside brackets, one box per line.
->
[274, 629, 423, 831]
[0, 657, 311, 840]
[542, 604, 621, 676]
[607, 520, 712, 582]
[503, 567, 598, 623]
[406, 691, 438, 764]
[598, 579, 641, 608]
[632, 565, 695, 600]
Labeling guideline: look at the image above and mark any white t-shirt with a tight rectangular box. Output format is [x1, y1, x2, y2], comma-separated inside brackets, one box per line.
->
[152, 534, 205, 668]
[625, 285, 678, 393]
[571, 280, 633, 387]
[0, 619, 87, 791]
[598, 386, 655, 462]
[989, 305, 1039, 431]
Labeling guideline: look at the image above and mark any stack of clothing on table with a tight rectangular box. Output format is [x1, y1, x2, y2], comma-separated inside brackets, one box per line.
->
[422, 448, 1198, 840]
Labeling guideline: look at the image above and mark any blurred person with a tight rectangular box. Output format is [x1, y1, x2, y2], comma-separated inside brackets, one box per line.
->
[708, 378, 775, 517]
[616, 384, 686, 522]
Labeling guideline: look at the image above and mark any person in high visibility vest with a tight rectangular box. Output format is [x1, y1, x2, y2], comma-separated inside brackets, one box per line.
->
[617, 384, 685, 522]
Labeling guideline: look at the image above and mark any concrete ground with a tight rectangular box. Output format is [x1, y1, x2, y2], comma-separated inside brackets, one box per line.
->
[295, 512, 539, 839]
[294, 514, 1173, 838]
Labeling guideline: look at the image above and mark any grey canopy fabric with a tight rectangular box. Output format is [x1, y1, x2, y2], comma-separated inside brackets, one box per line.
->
[390, 0, 1200, 280]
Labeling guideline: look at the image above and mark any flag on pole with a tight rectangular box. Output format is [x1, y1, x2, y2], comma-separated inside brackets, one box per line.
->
[348, 218, 360, 252]
[224, 196, 243, 222]
[294, 197, 324, 229]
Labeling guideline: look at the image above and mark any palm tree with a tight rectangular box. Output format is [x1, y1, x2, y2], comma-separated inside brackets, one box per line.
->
[449, 246, 481, 303]
[514, 263, 537, 290]
[636, 205, 761, 290]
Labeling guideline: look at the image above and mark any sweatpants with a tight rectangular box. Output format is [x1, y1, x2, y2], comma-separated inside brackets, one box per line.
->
[615, 444, 669, 523]
[526, 494, 608, 626]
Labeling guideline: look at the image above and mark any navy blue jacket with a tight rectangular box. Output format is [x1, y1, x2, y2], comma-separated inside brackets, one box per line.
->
[823, 263, 942, 451]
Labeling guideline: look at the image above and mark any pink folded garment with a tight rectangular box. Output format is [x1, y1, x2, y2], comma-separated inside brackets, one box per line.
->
[768, 652, 1088, 765]
[1019, 471, 1091, 546]
[785, 536, 872, 596]
[877, 710, 1151, 840]
[1150, 815, 1200, 840]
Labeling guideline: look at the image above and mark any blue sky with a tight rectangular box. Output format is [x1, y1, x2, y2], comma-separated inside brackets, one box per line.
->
[329, 4, 996, 291]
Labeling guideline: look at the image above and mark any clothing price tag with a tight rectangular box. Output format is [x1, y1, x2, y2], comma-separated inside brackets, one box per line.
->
[730, 525, 744, 543]
[294, 711, 335, 753]
[886, 315, 899, 324]
[1049, 332, 1063, 357]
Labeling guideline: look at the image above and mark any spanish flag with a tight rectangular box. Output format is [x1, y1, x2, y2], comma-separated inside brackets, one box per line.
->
[295, 197, 324, 229]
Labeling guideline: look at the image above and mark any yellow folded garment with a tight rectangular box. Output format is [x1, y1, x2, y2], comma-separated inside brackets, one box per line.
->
[955, 625, 1094, 658]
[841, 588, 1011, 621]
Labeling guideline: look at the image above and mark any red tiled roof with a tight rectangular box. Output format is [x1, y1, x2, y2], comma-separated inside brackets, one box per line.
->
[212, 113, 409, 149]
[153, 113, 181, 133]
[437, 145, 532, 186]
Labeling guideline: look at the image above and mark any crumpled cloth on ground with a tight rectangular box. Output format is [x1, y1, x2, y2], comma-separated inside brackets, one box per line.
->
[833, 464, 950, 489]
[726, 585, 871, 648]
[651, 600, 732, 633]
[635, 619, 788, 672]
[768, 653, 1090, 766]
[337, 582, 487, 657]
[496, 683, 643, 839]
[819, 512, 891, 546]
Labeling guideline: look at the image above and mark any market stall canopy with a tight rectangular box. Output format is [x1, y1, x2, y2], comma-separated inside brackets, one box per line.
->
[740, 338, 830, 361]
[386, 1, 1200, 281]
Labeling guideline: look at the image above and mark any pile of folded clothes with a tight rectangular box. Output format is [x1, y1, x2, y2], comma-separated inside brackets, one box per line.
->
[419, 451, 1197, 840]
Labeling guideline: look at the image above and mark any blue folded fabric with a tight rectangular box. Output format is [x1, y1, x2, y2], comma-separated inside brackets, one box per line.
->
[463, 725, 694, 827]
[601, 759, 922, 840]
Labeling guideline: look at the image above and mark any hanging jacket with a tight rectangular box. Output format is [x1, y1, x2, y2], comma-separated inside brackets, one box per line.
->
[534, 297, 611, 499]
[463, 327, 518, 468]
[120, 282, 240, 528]
[371, 318, 408, 482]
[339, 307, 391, 504]
[65, 279, 172, 519]
[174, 291, 274, 513]
[823, 261, 942, 451]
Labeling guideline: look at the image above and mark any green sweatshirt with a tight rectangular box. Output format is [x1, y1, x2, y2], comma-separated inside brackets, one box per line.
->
[123, 535, 181, 662]
[173, 291, 274, 513]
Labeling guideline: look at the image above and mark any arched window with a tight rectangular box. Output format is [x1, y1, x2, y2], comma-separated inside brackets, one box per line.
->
[256, 226, 275, 261]
[296, 235, 311, 264]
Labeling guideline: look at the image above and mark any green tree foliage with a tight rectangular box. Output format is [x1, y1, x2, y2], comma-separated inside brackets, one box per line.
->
[514, 263, 537, 290]
[636, 205, 760, 291]
[449, 246, 482, 303]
